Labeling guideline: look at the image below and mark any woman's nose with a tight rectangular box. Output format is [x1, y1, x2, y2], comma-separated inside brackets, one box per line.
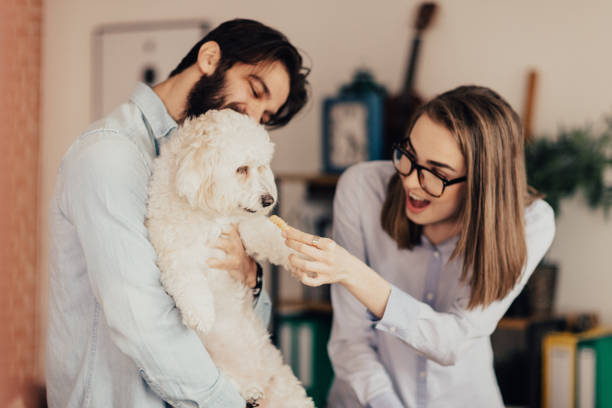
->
[401, 168, 421, 191]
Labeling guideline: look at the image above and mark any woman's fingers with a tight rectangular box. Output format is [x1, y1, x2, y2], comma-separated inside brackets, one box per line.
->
[299, 273, 324, 287]
[290, 263, 326, 287]
[285, 238, 327, 261]
[288, 254, 336, 287]
[282, 225, 343, 285]
[283, 226, 319, 247]
[284, 226, 336, 256]
[288, 253, 327, 274]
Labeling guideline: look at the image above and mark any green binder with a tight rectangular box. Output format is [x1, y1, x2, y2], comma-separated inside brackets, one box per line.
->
[576, 334, 612, 408]
[276, 308, 334, 407]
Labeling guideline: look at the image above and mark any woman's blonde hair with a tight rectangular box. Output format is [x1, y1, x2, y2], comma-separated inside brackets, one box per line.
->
[381, 85, 536, 309]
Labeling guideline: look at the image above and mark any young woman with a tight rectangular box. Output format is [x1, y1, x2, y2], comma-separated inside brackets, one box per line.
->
[283, 85, 555, 408]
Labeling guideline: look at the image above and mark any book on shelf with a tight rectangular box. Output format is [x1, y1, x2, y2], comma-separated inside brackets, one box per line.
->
[542, 327, 612, 408]
[576, 333, 612, 408]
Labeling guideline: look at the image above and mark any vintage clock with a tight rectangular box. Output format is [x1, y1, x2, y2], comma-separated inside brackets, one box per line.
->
[322, 70, 385, 173]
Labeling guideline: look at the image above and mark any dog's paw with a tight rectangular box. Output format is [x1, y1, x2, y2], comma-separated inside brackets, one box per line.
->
[243, 387, 264, 406]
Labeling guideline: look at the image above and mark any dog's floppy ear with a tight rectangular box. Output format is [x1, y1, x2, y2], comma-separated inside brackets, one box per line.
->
[175, 133, 217, 208]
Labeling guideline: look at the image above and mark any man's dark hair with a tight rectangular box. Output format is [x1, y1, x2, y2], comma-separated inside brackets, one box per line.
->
[170, 19, 310, 128]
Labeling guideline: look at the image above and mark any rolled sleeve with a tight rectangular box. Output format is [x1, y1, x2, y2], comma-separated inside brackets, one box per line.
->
[375, 284, 419, 336]
[63, 134, 244, 407]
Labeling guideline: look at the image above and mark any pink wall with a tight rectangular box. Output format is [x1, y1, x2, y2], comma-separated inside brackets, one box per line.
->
[0, 0, 44, 405]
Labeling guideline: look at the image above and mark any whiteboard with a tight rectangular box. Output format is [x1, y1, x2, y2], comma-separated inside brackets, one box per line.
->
[92, 20, 209, 120]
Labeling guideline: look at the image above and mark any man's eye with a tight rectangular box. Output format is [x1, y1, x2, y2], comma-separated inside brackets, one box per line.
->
[236, 166, 249, 175]
[250, 84, 260, 98]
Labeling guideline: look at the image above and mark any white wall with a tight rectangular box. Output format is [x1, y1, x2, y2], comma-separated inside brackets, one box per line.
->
[40, 0, 612, 376]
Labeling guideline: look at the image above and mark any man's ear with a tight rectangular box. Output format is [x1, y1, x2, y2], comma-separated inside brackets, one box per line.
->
[196, 41, 221, 76]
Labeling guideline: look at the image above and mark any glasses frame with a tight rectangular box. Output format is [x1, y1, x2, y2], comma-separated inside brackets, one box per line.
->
[392, 143, 467, 198]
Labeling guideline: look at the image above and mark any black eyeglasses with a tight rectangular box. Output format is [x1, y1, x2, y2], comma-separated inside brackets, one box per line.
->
[392, 143, 467, 198]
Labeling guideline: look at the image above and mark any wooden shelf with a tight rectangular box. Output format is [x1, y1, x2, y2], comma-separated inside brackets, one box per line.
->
[276, 300, 333, 315]
[275, 173, 340, 186]
[496, 312, 599, 331]
[497, 317, 530, 330]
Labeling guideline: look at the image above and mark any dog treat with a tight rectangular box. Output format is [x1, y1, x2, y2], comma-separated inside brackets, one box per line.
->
[269, 215, 289, 231]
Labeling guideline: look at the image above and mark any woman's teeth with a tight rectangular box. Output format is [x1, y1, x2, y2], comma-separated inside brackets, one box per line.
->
[409, 192, 427, 202]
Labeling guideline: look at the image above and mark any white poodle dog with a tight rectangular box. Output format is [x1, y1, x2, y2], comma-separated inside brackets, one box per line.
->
[146, 109, 313, 408]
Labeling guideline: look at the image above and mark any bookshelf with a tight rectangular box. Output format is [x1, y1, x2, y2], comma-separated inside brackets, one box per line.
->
[492, 312, 599, 408]
[269, 173, 339, 320]
[269, 173, 338, 408]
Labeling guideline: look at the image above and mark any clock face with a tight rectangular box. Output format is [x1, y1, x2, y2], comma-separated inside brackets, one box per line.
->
[329, 102, 368, 168]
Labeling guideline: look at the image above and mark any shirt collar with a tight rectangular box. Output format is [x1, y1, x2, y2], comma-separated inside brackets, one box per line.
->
[129, 82, 178, 142]
[420, 233, 460, 255]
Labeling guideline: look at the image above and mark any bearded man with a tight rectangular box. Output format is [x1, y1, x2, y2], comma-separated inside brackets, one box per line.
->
[46, 18, 309, 408]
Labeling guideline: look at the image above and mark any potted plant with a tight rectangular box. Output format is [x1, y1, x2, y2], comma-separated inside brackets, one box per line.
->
[525, 118, 612, 215]
[508, 118, 612, 317]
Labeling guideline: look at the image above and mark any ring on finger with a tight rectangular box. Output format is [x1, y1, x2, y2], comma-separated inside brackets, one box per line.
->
[311, 236, 320, 247]
[307, 271, 318, 279]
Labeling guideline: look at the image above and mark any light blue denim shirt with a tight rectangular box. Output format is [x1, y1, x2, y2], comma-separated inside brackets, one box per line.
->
[326, 161, 555, 408]
[46, 83, 271, 408]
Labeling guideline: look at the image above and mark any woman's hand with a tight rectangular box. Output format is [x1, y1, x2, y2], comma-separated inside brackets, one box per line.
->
[283, 225, 392, 319]
[283, 226, 357, 287]
[207, 224, 257, 288]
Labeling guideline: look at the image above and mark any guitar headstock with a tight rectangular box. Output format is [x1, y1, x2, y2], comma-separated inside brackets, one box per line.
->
[415, 2, 438, 32]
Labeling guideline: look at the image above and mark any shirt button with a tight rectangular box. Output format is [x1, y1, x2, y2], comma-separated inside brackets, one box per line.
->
[419, 371, 426, 378]
[426, 292, 434, 301]
[433, 251, 440, 258]
[389, 326, 396, 333]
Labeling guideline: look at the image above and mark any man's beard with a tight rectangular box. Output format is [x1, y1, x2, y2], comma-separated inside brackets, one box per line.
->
[183, 68, 227, 120]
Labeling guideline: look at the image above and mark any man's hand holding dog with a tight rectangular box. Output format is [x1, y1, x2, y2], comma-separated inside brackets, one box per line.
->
[207, 225, 258, 288]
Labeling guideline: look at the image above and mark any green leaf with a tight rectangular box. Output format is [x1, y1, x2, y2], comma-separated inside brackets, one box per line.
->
[525, 117, 612, 217]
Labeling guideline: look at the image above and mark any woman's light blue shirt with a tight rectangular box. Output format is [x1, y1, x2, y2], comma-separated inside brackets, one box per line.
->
[327, 161, 555, 408]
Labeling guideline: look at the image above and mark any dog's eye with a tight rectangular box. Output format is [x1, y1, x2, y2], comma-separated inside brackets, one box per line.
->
[236, 166, 249, 175]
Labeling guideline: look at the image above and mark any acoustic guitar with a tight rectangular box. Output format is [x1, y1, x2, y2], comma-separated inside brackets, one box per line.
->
[383, 2, 438, 158]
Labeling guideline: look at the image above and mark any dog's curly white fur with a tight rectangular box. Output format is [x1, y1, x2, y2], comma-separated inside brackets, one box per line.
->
[146, 109, 313, 408]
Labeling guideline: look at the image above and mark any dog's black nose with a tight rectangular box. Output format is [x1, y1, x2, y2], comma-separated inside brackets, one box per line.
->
[261, 194, 275, 207]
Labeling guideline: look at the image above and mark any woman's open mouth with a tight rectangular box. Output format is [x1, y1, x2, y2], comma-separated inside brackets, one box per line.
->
[406, 192, 431, 214]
